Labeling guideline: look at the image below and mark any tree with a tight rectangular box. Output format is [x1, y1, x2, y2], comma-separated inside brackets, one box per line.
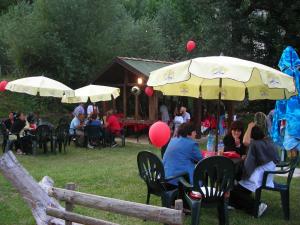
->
[0, 0, 167, 87]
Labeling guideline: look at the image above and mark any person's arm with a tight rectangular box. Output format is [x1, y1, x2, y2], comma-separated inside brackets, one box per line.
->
[243, 122, 255, 147]
[191, 143, 203, 162]
[24, 121, 31, 130]
[76, 121, 84, 129]
[186, 113, 191, 123]
[223, 135, 233, 151]
[105, 116, 112, 128]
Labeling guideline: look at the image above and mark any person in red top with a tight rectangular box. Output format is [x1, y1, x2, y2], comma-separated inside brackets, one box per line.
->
[105, 109, 121, 147]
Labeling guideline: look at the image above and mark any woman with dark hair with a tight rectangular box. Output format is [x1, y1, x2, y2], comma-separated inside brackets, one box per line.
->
[4, 112, 15, 132]
[10, 112, 32, 154]
[163, 123, 203, 187]
[229, 122, 279, 217]
[223, 120, 246, 157]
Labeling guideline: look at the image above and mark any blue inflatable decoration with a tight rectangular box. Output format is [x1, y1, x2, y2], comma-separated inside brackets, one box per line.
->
[272, 46, 300, 151]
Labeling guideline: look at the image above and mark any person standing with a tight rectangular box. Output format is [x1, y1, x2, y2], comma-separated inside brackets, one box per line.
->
[173, 108, 183, 137]
[87, 103, 99, 118]
[180, 106, 191, 123]
[73, 103, 85, 117]
[160, 103, 170, 124]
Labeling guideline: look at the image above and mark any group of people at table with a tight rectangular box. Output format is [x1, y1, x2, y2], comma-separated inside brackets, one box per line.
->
[162, 119, 280, 217]
[2, 111, 39, 154]
[1, 102, 122, 154]
[69, 103, 122, 148]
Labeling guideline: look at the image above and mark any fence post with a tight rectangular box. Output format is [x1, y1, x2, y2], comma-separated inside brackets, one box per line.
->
[65, 183, 76, 225]
[171, 199, 183, 225]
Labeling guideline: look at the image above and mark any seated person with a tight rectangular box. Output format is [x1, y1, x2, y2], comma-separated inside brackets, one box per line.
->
[27, 113, 37, 131]
[2, 112, 14, 150]
[229, 122, 279, 217]
[69, 113, 85, 146]
[223, 120, 246, 157]
[87, 113, 102, 126]
[4, 112, 15, 132]
[86, 113, 103, 148]
[69, 113, 85, 134]
[105, 109, 121, 147]
[163, 123, 203, 187]
[10, 112, 33, 154]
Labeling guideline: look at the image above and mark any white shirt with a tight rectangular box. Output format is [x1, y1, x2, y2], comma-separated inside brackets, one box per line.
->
[160, 105, 170, 123]
[182, 112, 191, 123]
[174, 116, 184, 129]
[87, 105, 99, 116]
[87, 105, 94, 115]
[239, 161, 276, 192]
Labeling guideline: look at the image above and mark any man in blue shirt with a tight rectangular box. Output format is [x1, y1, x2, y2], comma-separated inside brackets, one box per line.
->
[163, 123, 203, 186]
[69, 113, 85, 135]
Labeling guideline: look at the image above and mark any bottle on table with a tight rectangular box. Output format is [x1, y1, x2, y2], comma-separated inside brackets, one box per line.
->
[217, 139, 224, 156]
[206, 131, 215, 154]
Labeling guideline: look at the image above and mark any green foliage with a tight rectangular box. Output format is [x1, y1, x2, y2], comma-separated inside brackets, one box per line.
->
[0, 0, 167, 87]
[0, 0, 299, 114]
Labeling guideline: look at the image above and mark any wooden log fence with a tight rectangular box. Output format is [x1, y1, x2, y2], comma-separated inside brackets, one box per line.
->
[47, 183, 184, 225]
[46, 208, 119, 225]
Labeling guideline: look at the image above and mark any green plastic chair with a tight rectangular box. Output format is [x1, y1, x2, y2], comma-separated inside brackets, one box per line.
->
[254, 155, 300, 220]
[137, 151, 187, 208]
[179, 156, 235, 225]
[54, 124, 69, 153]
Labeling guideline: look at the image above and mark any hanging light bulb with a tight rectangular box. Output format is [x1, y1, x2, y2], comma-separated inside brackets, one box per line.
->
[137, 77, 143, 85]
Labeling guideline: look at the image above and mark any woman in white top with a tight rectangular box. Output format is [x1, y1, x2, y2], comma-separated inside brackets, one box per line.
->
[87, 103, 99, 117]
[173, 108, 184, 137]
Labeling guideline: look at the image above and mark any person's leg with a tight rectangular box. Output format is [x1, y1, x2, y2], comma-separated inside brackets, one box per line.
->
[229, 184, 255, 214]
[14, 139, 22, 154]
[104, 129, 111, 146]
[110, 131, 118, 147]
[75, 129, 85, 147]
[20, 136, 32, 154]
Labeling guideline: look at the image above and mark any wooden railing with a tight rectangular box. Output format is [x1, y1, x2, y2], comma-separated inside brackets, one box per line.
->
[46, 183, 184, 225]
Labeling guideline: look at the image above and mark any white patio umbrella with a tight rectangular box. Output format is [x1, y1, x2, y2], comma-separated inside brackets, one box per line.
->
[148, 56, 296, 100]
[147, 56, 297, 151]
[5, 76, 74, 97]
[61, 84, 120, 103]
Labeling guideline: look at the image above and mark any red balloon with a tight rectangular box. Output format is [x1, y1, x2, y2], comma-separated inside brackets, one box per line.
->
[145, 86, 154, 97]
[0, 80, 8, 92]
[186, 40, 196, 52]
[149, 121, 171, 148]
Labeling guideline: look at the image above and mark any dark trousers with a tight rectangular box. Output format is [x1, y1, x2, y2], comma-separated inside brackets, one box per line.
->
[105, 129, 116, 145]
[229, 184, 255, 214]
[15, 136, 32, 154]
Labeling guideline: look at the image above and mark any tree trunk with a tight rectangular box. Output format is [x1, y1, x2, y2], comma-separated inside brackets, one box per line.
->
[0, 151, 80, 225]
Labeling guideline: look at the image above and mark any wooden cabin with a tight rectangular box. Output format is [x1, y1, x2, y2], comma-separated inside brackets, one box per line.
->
[93, 57, 234, 133]
[93, 57, 173, 123]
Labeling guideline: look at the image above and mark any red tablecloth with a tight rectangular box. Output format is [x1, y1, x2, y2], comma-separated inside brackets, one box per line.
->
[201, 150, 241, 159]
[119, 119, 154, 132]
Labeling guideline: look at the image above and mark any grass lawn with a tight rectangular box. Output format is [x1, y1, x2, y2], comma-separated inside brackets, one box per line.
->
[0, 143, 299, 225]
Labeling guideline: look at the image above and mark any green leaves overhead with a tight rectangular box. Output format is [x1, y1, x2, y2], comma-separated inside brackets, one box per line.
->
[0, 0, 167, 87]
[0, 0, 299, 90]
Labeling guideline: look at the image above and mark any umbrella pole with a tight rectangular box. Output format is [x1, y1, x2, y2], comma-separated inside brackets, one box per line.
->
[215, 78, 222, 152]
